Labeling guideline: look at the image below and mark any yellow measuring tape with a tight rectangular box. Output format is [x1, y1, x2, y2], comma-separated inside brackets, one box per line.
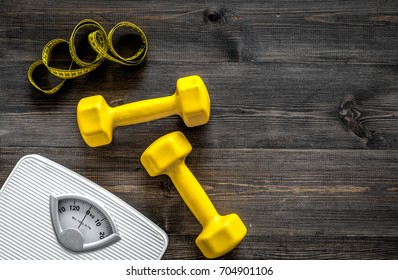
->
[28, 19, 148, 94]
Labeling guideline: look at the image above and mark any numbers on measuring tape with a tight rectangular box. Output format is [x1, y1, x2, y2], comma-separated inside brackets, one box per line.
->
[28, 19, 148, 94]
[50, 194, 121, 252]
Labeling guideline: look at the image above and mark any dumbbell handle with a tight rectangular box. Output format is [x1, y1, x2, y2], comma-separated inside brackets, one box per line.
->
[111, 94, 178, 127]
[167, 162, 220, 227]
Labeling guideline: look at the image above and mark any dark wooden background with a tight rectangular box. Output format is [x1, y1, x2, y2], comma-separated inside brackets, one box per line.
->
[1, 0, 398, 259]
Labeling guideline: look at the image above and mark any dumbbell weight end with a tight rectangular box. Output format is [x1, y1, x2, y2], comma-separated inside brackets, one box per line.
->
[168, 163, 247, 259]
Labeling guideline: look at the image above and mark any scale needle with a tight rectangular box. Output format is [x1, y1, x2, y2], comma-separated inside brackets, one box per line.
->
[78, 205, 92, 229]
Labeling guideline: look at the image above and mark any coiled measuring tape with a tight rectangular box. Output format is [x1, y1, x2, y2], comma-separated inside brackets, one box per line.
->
[28, 19, 148, 94]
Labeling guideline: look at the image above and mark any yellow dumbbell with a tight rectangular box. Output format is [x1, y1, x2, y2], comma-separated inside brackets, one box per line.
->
[141, 131, 247, 259]
[77, 75, 210, 147]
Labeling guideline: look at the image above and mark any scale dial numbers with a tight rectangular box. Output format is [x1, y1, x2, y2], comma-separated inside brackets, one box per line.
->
[50, 194, 120, 252]
[57, 198, 112, 243]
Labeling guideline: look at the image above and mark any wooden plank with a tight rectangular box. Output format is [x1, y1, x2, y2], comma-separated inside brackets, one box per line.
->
[1, 61, 397, 149]
[1, 147, 397, 259]
[1, 0, 397, 63]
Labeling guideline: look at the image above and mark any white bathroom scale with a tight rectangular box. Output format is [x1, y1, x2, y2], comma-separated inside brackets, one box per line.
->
[0, 154, 168, 259]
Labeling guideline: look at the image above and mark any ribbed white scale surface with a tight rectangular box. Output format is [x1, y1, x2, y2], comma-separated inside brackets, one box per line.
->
[0, 155, 168, 259]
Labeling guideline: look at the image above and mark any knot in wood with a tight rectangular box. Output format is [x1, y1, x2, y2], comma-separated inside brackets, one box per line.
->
[204, 7, 225, 24]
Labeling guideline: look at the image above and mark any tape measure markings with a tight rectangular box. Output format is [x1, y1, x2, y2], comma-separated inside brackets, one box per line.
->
[28, 19, 148, 94]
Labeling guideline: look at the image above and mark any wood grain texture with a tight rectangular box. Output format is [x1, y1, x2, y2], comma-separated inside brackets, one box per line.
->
[1, 0, 398, 259]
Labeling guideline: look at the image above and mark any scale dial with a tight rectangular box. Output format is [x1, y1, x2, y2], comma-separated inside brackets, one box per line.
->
[50, 194, 121, 252]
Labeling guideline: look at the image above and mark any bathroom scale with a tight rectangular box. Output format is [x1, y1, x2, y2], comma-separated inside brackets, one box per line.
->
[0, 154, 168, 259]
